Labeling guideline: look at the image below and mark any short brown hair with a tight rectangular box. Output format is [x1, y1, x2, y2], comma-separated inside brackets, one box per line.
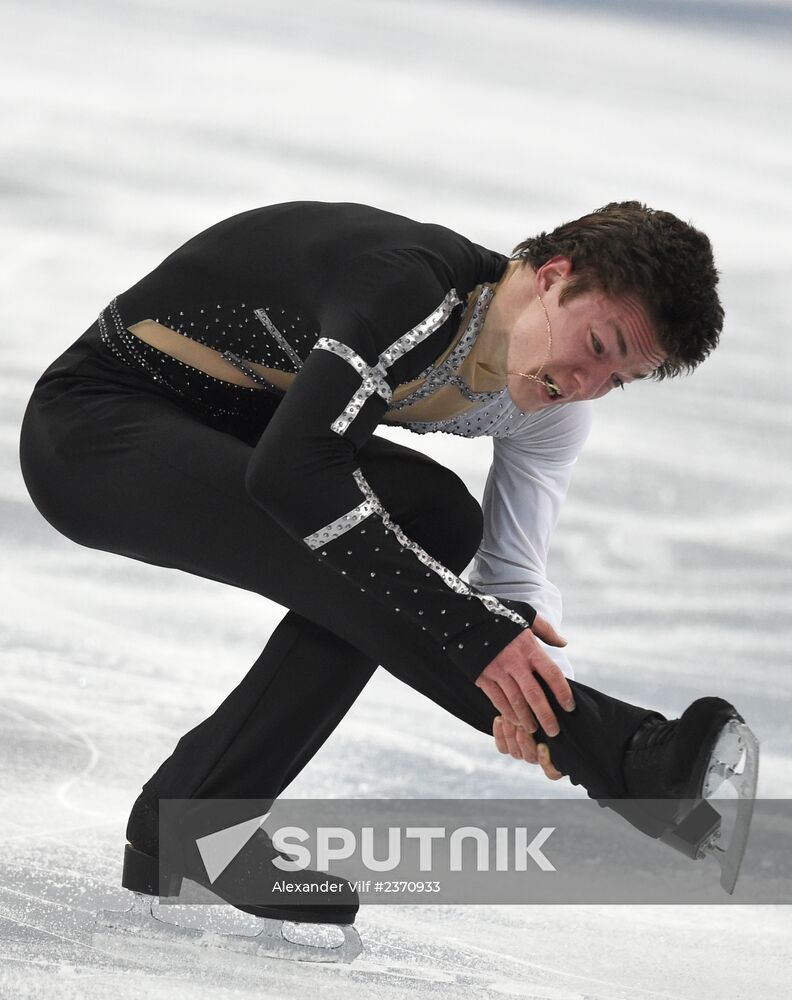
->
[511, 201, 723, 379]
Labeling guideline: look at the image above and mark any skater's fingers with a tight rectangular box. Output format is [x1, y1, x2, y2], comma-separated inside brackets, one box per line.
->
[490, 629, 574, 721]
[534, 655, 575, 715]
[503, 722, 523, 759]
[477, 631, 571, 729]
[537, 743, 564, 781]
[531, 615, 567, 648]
[493, 716, 510, 755]
[496, 715, 519, 756]
[499, 674, 540, 733]
[477, 676, 519, 727]
[514, 725, 539, 764]
[511, 674, 558, 737]
[498, 718, 540, 764]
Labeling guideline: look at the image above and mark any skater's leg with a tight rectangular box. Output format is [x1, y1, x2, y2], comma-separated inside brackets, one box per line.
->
[22, 336, 756, 902]
[20, 371, 508, 815]
[529, 677, 661, 798]
[19, 348, 655, 819]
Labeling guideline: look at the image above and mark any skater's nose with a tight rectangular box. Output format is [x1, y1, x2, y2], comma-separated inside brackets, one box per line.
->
[573, 361, 614, 400]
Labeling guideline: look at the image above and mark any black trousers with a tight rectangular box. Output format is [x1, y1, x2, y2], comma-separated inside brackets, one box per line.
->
[19, 323, 654, 832]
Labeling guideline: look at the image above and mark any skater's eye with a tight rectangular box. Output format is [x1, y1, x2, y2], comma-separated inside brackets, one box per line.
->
[592, 331, 624, 390]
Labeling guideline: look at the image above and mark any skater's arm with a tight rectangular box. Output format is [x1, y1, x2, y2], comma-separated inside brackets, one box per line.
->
[244, 248, 574, 726]
[469, 402, 593, 680]
[470, 406, 591, 734]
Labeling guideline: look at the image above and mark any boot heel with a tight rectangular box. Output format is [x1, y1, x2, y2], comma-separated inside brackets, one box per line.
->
[660, 799, 721, 860]
[122, 844, 184, 897]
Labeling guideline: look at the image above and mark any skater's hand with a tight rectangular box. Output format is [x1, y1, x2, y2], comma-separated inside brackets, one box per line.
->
[475, 616, 574, 736]
[493, 716, 565, 780]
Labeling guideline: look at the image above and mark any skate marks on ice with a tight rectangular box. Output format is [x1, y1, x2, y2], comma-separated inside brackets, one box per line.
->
[94, 891, 363, 965]
[0, 696, 105, 836]
[88, 899, 671, 1000]
[0, 853, 676, 1000]
[335, 909, 687, 1000]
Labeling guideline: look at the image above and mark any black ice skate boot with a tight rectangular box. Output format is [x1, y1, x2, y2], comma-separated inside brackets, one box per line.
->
[98, 794, 362, 963]
[540, 689, 759, 894]
[613, 696, 759, 892]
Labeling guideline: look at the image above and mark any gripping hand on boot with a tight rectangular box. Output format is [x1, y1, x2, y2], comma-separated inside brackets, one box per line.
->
[475, 615, 575, 736]
[493, 716, 565, 780]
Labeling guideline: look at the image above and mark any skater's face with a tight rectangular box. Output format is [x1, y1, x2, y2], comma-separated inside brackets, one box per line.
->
[493, 258, 666, 412]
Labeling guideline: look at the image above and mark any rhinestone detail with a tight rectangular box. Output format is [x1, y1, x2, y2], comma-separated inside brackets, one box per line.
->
[254, 307, 303, 370]
[316, 289, 462, 436]
[221, 350, 286, 394]
[97, 298, 264, 419]
[389, 285, 498, 410]
[303, 495, 378, 549]
[313, 339, 393, 434]
[351, 468, 531, 629]
[96, 286, 533, 440]
[395, 387, 513, 437]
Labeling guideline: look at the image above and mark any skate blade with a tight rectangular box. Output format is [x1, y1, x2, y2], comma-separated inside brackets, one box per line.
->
[701, 720, 760, 894]
[93, 892, 363, 964]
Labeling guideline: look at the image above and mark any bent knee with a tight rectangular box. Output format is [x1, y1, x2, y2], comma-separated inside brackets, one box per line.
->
[401, 468, 483, 575]
[340, 439, 485, 576]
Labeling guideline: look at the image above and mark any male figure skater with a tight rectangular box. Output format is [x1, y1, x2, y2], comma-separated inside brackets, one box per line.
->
[19, 200, 758, 960]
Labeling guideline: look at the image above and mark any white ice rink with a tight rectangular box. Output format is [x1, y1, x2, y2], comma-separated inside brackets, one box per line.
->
[1, 0, 791, 996]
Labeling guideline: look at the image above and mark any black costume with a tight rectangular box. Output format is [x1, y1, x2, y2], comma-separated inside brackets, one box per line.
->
[19, 203, 655, 847]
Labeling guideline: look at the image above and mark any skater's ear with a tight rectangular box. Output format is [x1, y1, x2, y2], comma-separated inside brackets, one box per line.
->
[534, 256, 574, 296]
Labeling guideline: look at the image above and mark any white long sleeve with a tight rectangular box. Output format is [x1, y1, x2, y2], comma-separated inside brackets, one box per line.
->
[468, 400, 593, 679]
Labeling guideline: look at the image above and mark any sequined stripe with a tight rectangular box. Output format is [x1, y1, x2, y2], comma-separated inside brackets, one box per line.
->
[318, 288, 462, 436]
[330, 378, 391, 435]
[392, 387, 510, 436]
[315, 344, 391, 433]
[312, 338, 392, 434]
[446, 374, 505, 404]
[351, 468, 532, 629]
[313, 339, 392, 394]
[254, 307, 303, 371]
[303, 495, 379, 549]
[378, 289, 462, 366]
[389, 285, 494, 412]
[395, 382, 532, 438]
[221, 351, 286, 395]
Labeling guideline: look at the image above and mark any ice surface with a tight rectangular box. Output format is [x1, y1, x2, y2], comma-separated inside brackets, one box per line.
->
[1, 0, 791, 997]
